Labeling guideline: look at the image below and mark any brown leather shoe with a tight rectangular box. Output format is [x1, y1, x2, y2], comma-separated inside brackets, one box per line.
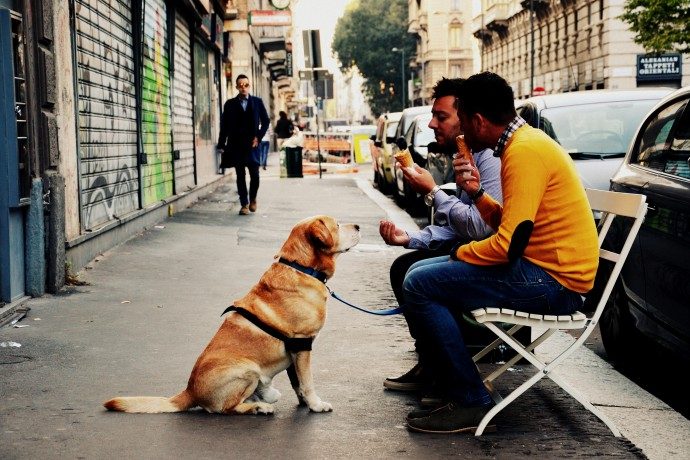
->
[239, 206, 250, 215]
[383, 363, 432, 392]
[406, 402, 495, 434]
[249, 201, 257, 212]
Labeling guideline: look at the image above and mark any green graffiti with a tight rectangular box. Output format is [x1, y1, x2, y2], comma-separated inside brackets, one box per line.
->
[141, 0, 173, 206]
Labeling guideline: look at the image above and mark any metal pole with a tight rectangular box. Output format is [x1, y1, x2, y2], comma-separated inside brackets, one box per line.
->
[445, 22, 449, 76]
[401, 48, 405, 110]
[530, 0, 535, 96]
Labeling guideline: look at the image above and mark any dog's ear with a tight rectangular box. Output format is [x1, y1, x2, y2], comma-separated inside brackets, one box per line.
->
[309, 218, 335, 249]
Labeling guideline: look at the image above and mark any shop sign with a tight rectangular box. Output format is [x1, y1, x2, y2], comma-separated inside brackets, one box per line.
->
[637, 53, 682, 81]
[248, 10, 291, 26]
[285, 43, 293, 77]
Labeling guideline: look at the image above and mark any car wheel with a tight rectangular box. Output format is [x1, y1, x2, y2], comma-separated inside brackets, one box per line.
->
[600, 283, 649, 366]
[373, 168, 381, 188]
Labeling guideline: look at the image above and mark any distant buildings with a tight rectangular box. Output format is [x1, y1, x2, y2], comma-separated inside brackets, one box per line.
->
[406, 0, 688, 103]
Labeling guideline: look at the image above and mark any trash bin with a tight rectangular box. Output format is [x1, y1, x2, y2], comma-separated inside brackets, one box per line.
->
[284, 147, 303, 178]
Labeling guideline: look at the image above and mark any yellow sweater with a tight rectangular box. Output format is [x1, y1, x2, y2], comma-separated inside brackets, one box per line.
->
[456, 125, 599, 293]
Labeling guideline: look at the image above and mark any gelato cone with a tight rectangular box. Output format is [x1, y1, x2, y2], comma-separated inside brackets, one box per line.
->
[455, 135, 473, 179]
[394, 149, 414, 168]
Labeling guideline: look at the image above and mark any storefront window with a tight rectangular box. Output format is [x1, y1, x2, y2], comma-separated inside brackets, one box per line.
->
[193, 39, 212, 141]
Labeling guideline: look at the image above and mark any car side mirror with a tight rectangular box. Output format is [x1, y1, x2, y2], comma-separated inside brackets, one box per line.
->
[395, 137, 408, 150]
[369, 134, 376, 141]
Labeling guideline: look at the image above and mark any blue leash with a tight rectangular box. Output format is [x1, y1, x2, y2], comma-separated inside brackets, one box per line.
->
[327, 286, 403, 316]
[276, 258, 403, 316]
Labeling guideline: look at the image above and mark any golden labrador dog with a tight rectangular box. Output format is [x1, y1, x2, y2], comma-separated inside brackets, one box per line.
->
[104, 215, 360, 415]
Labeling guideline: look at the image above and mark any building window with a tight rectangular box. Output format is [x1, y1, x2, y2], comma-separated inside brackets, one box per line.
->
[449, 24, 462, 48]
[450, 64, 461, 78]
[193, 40, 212, 141]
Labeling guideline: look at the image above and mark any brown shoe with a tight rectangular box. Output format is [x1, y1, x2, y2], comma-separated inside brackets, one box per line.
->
[239, 206, 250, 215]
[383, 363, 432, 392]
[249, 201, 257, 212]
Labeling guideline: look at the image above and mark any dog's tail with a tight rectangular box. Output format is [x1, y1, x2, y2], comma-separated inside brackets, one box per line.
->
[104, 389, 195, 413]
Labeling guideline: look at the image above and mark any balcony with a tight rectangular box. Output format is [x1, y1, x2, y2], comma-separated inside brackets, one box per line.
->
[472, 13, 492, 40]
[484, 1, 511, 33]
[520, 0, 551, 19]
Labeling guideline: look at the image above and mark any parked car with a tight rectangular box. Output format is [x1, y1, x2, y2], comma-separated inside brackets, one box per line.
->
[516, 89, 674, 190]
[390, 106, 433, 199]
[393, 112, 434, 215]
[370, 111, 402, 193]
[596, 86, 690, 365]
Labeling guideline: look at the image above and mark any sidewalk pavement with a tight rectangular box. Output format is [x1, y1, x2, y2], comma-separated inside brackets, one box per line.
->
[1, 158, 688, 459]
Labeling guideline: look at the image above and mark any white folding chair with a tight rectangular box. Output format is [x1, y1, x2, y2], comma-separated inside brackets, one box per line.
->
[470, 188, 648, 436]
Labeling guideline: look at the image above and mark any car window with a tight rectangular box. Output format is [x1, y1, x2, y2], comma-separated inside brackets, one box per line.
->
[634, 98, 690, 180]
[539, 100, 660, 158]
[386, 121, 399, 138]
[414, 121, 435, 147]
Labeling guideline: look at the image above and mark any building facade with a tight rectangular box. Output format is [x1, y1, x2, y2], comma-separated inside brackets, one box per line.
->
[407, 0, 477, 105]
[0, 0, 302, 308]
[472, 0, 689, 98]
[0, 0, 237, 307]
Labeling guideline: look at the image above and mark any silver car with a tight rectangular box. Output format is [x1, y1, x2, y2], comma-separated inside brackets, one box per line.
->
[516, 89, 674, 190]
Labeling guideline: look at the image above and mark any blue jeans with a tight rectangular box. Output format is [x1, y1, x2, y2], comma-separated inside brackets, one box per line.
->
[402, 256, 583, 407]
[259, 140, 270, 167]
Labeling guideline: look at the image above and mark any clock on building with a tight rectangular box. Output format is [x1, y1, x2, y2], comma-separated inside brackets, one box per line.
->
[270, 0, 290, 10]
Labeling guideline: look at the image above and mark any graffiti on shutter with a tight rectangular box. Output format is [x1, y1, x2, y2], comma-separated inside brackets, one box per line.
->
[141, 0, 173, 205]
[75, 0, 139, 231]
[173, 12, 195, 192]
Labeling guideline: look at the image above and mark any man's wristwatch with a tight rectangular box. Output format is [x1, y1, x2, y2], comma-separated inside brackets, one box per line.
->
[424, 185, 441, 207]
[469, 186, 485, 202]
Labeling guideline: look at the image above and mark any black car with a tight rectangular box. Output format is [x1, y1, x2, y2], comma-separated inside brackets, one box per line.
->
[599, 86, 690, 364]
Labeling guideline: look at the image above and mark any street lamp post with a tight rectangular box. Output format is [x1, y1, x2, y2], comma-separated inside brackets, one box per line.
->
[529, 0, 535, 96]
[392, 47, 405, 110]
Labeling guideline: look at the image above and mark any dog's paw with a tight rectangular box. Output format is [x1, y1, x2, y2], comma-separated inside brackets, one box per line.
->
[260, 386, 281, 404]
[308, 399, 333, 413]
[253, 402, 275, 415]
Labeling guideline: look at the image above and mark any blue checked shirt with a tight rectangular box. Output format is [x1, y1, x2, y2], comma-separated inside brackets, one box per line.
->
[493, 116, 526, 157]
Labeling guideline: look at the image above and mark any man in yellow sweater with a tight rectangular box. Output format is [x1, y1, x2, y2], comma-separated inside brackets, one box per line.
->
[404, 72, 599, 434]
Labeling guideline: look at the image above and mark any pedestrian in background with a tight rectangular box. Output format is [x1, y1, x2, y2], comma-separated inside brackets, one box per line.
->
[260, 122, 273, 170]
[217, 74, 269, 215]
[275, 110, 294, 150]
[379, 78, 502, 400]
[402, 72, 599, 434]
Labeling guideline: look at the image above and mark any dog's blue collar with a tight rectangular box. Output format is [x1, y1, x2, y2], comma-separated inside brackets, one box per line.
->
[278, 257, 329, 283]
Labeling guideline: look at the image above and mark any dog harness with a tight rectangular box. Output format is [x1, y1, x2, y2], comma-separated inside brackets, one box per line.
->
[221, 306, 313, 352]
[219, 258, 326, 352]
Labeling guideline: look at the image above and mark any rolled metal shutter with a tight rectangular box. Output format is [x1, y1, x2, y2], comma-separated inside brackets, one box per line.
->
[141, 0, 173, 205]
[75, 0, 139, 231]
[172, 12, 195, 191]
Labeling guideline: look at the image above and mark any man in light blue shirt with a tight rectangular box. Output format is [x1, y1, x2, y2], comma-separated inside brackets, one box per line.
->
[379, 78, 502, 396]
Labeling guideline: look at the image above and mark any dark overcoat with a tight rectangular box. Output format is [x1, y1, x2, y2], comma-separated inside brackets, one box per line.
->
[217, 94, 270, 167]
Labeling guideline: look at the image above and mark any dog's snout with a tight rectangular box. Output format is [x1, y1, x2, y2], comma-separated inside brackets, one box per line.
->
[354, 224, 360, 231]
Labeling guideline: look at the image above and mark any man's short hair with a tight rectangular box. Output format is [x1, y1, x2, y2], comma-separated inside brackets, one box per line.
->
[235, 74, 249, 84]
[457, 72, 516, 125]
[431, 77, 464, 110]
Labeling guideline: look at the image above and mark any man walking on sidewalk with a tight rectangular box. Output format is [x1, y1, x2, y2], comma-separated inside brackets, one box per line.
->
[217, 74, 270, 215]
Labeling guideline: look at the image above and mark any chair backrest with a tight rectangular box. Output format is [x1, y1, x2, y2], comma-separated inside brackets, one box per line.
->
[585, 188, 648, 325]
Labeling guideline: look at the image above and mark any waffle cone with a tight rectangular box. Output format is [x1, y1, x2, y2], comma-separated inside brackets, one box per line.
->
[394, 149, 413, 168]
